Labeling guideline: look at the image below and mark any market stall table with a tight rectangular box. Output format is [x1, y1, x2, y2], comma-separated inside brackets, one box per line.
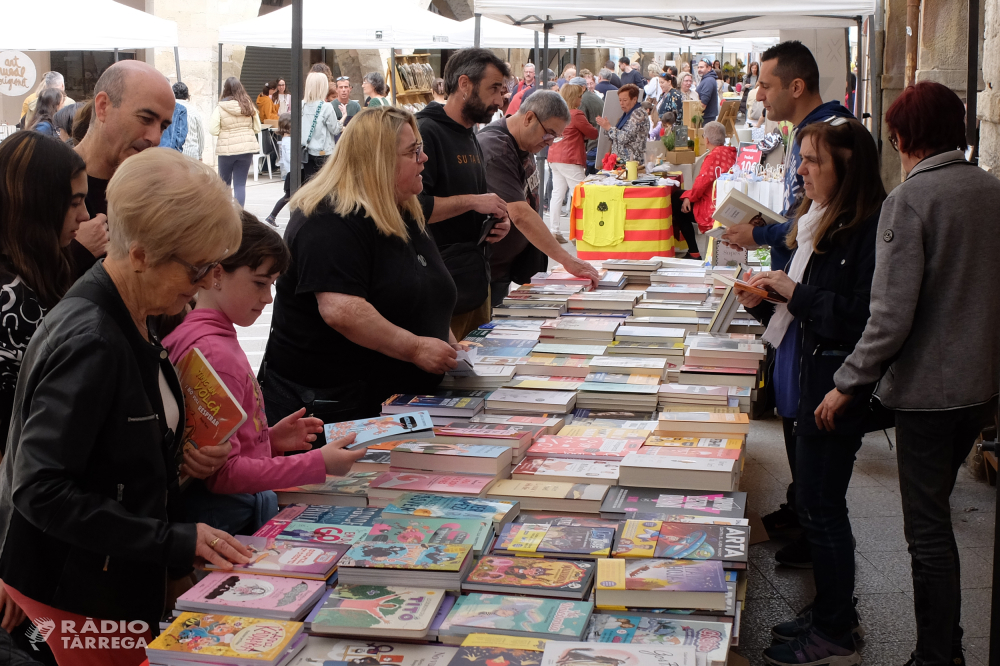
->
[569, 183, 675, 260]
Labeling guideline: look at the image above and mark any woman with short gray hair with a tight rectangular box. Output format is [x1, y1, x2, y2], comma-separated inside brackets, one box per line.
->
[680, 120, 736, 232]
[363, 71, 390, 108]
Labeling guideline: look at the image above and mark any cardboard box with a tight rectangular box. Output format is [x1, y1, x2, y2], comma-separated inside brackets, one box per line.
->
[665, 148, 696, 164]
[682, 99, 701, 129]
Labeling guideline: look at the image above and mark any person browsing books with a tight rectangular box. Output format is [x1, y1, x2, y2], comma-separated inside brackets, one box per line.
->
[734, 118, 885, 666]
[816, 82, 1000, 666]
[0, 148, 252, 664]
[595, 84, 648, 164]
[264, 107, 462, 425]
[164, 212, 365, 535]
[679, 121, 737, 235]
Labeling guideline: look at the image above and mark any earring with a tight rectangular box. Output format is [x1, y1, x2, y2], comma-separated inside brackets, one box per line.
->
[214, 282, 221, 290]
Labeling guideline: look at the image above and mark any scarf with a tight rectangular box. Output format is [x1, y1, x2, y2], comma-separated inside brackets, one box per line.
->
[616, 101, 639, 130]
[761, 204, 826, 348]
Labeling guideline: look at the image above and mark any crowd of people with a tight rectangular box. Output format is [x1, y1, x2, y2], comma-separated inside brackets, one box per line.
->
[0, 41, 992, 666]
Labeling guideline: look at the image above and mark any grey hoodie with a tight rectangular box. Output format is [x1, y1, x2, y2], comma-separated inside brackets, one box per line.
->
[834, 150, 1000, 410]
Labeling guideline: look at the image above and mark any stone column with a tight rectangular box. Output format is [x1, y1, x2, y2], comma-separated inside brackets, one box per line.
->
[878, 0, 908, 189]
[979, 0, 1000, 174]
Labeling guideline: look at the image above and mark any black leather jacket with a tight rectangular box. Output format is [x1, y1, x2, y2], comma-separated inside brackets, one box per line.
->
[0, 262, 197, 626]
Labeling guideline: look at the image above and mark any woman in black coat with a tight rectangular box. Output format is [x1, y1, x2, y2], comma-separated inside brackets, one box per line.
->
[736, 118, 886, 666]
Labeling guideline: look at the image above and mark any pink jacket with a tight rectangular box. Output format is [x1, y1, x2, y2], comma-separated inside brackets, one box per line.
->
[164, 308, 326, 494]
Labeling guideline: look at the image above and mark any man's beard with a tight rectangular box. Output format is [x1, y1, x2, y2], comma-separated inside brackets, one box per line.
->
[462, 89, 498, 125]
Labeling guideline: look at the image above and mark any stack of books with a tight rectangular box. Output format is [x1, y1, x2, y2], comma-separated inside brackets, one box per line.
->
[594, 558, 728, 612]
[484, 388, 577, 415]
[506, 374, 586, 391]
[643, 285, 712, 303]
[493, 299, 567, 318]
[381, 393, 485, 424]
[640, 436, 745, 471]
[492, 521, 615, 559]
[514, 354, 592, 377]
[306, 584, 448, 639]
[365, 470, 498, 507]
[433, 423, 537, 463]
[575, 373, 660, 412]
[614, 325, 685, 345]
[436, 593, 593, 644]
[468, 413, 566, 436]
[463, 556, 596, 600]
[539, 317, 620, 347]
[649, 267, 709, 285]
[147, 613, 306, 665]
[388, 440, 512, 479]
[487, 480, 611, 513]
[367, 515, 494, 556]
[618, 451, 740, 491]
[531, 266, 605, 290]
[586, 614, 731, 665]
[207, 533, 349, 581]
[566, 291, 640, 314]
[589, 355, 668, 380]
[337, 542, 475, 589]
[253, 503, 380, 539]
[600, 486, 748, 523]
[525, 435, 646, 461]
[598, 270, 627, 289]
[602, 258, 662, 285]
[382, 492, 520, 530]
[273, 472, 380, 507]
[438, 363, 517, 389]
[684, 334, 766, 371]
[613, 519, 749, 569]
[175, 572, 327, 621]
[658, 383, 739, 413]
[656, 412, 751, 442]
[511, 456, 620, 485]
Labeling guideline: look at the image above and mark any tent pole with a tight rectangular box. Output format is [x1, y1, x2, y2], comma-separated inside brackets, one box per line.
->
[542, 21, 550, 84]
[855, 17, 866, 121]
[534, 31, 539, 68]
[174, 46, 182, 83]
[290, 0, 304, 194]
[114, 48, 119, 62]
[391, 48, 398, 106]
[870, 0, 884, 151]
[321, 47, 326, 65]
[576, 33, 582, 71]
[218, 43, 223, 98]
[968, 0, 980, 151]
[537, 20, 551, 219]
[474, 13, 481, 49]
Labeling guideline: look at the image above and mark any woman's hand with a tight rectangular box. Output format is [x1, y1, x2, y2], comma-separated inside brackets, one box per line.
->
[680, 198, 692, 213]
[319, 433, 367, 476]
[595, 115, 611, 131]
[0, 580, 26, 633]
[748, 270, 796, 300]
[412, 336, 458, 374]
[181, 440, 233, 479]
[815, 388, 853, 431]
[720, 223, 760, 250]
[194, 524, 252, 570]
[270, 407, 325, 454]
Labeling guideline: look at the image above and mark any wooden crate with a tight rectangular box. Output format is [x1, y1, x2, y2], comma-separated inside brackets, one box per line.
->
[388, 53, 434, 106]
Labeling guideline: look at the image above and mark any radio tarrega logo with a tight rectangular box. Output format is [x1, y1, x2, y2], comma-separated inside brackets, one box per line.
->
[25, 617, 55, 651]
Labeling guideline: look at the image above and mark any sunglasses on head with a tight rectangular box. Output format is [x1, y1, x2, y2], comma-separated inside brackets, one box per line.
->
[336, 76, 350, 82]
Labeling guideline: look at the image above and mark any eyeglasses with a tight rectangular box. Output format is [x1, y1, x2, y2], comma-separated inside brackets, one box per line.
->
[823, 115, 850, 127]
[171, 255, 223, 284]
[535, 116, 561, 143]
[400, 142, 424, 161]
[889, 134, 899, 151]
[336, 76, 350, 82]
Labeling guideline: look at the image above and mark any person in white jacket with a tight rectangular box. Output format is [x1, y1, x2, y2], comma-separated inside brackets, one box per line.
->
[210, 77, 260, 206]
[301, 72, 342, 181]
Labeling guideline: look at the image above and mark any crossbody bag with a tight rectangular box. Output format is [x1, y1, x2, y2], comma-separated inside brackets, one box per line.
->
[300, 103, 324, 164]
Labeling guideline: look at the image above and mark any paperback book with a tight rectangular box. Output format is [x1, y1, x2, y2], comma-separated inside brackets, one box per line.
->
[439, 594, 593, 641]
[206, 535, 347, 581]
[463, 556, 596, 600]
[254, 504, 381, 539]
[512, 457, 620, 484]
[494, 522, 614, 558]
[367, 472, 496, 504]
[526, 436, 646, 460]
[444, 647, 548, 666]
[389, 440, 512, 476]
[539, 642, 696, 666]
[325, 411, 436, 450]
[613, 521, 749, 566]
[176, 572, 326, 621]
[274, 471, 380, 507]
[147, 612, 304, 664]
[287, 638, 456, 665]
[600, 487, 748, 521]
[488, 480, 610, 513]
[307, 584, 446, 639]
[278, 522, 372, 546]
[587, 614, 731, 666]
[595, 558, 728, 611]
[338, 543, 473, 588]
[366, 517, 493, 555]
[382, 493, 519, 528]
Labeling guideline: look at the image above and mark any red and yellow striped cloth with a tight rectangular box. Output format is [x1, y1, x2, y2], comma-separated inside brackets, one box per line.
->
[570, 184, 675, 259]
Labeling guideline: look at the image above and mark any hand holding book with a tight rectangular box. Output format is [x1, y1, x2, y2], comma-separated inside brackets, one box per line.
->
[319, 432, 367, 475]
[747, 270, 795, 302]
[180, 440, 232, 480]
[411, 336, 459, 374]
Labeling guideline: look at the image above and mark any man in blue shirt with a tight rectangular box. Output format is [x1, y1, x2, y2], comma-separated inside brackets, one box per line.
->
[595, 69, 618, 97]
[720, 41, 855, 572]
[695, 58, 719, 121]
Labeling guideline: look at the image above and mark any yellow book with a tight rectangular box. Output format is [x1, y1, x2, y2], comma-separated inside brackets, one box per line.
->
[461, 634, 548, 650]
[147, 612, 303, 661]
[507, 525, 549, 553]
[613, 520, 662, 558]
[644, 436, 743, 449]
[176, 348, 248, 452]
[557, 426, 653, 438]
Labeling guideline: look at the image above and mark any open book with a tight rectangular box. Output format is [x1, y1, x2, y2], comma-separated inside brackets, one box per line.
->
[712, 189, 786, 228]
[714, 271, 788, 304]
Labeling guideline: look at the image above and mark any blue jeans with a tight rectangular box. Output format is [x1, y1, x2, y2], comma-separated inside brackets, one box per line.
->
[795, 432, 863, 636]
[894, 402, 994, 666]
[180, 479, 278, 536]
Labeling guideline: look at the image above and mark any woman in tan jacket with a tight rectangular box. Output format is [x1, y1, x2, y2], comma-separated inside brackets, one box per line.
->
[210, 77, 261, 206]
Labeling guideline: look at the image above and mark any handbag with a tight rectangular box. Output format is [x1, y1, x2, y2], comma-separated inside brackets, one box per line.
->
[300, 103, 324, 164]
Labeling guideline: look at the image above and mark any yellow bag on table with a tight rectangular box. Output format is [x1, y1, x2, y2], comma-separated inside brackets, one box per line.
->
[581, 186, 626, 247]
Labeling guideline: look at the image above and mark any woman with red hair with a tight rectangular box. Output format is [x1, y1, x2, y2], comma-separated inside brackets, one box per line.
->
[817, 81, 1000, 666]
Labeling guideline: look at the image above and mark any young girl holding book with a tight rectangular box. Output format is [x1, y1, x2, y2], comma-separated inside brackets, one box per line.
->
[165, 212, 365, 534]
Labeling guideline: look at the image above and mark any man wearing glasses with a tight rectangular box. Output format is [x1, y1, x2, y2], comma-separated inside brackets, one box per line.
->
[478, 89, 600, 306]
[333, 76, 361, 131]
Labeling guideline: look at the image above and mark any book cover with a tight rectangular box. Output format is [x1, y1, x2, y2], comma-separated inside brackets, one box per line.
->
[613, 520, 664, 558]
[465, 556, 595, 593]
[309, 585, 444, 634]
[597, 558, 727, 593]
[527, 436, 645, 460]
[587, 614, 730, 665]
[515, 515, 621, 529]
[383, 494, 518, 524]
[178, 572, 324, 614]
[496, 523, 614, 557]
[370, 472, 495, 495]
[541, 317, 620, 333]
[643, 437, 743, 449]
[507, 376, 586, 391]
[366, 517, 491, 550]
[578, 383, 660, 395]
[539, 642, 696, 666]
[278, 522, 372, 545]
[654, 523, 749, 563]
[207, 536, 347, 578]
[289, 638, 456, 665]
[175, 347, 248, 454]
[489, 480, 610, 502]
[590, 356, 667, 371]
[558, 426, 654, 438]
[275, 472, 380, 497]
[147, 612, 301, 660]
[392, 441, 509, 459]
[658, 413, 750, 426]
[620, 454, 737, 475]
[601, 487, 748, 520]
[435, 424, 536, 442]
[444, 594, 592, 639]
[254, 505, 380, 539]
[531, 343, 609, 356]
[340, 543, 471, 571]
[324, 411, 435, 449]
[446, 647, 546, 666]
[585, 373, 660, 385]
[383, 394, 485, 414]
[487, 389, 577, 408]
[637, 446, 741, 460]
[513, 457, 620, 482]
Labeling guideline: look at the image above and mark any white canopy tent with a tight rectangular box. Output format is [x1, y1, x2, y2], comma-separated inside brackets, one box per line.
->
[0, 0, 178, 51]
[456, 16, 623, 49]
[218, 0, 467, 50]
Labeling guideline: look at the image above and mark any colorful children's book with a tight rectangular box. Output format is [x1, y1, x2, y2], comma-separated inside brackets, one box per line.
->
[587, 614, 731, 666]
[595, 558, 728, 610]
[439, 594, 592, 641]
[446, 647, 546, 665]
[643, 437, 743, 449]
[368, 472, 496, 500]
[390, 441, 512, 476]
[325, 411, 436, 450]
[614, 521, 749, 566]
[539, 642, 696, 666]
[366, 517, 493, 555]
[600, 487, 748, 521]
[274, 472, 380, 506]
[514, 514, 621, 529]
[340, 543, 472, 571]
[147, 612, 304, 663]
[382, 493, 519, 528]
[526, 436, 646, 460]
[512, 457, 620, 484]
[286, 638, 456, 665]
[494, 523, 614, 559]
[307, 585, 446, 639]
[205, 536, 347, 580]
[382, 393, 487, 416]
[176, 572, 326, 621]
[254, 505, 380, 539]
[463, 556, 595, 600]
[277, 522, 372, 545]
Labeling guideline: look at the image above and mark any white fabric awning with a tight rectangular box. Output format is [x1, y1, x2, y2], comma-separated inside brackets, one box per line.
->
[455, 16, 624, 49]
[0, 0, 178, 50]
[219, 0, 467, 49]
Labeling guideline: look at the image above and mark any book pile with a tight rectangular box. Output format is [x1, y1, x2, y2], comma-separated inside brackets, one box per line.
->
[463, 555, 596, 600]
[619, 451, 740, 491]
[511, 456, 620, 484]
[484, 388, 577, 415]
[436, 593, 593, 644]
[382, 492, 520, 529]
[492, 521, 614, 560]
[598, 270, 627, 289]
[656, 411, 750, 441]
[613, 519, 748, 570]
[365, 471, 498, 507]
[306, 584, 447, 640]
[274, 472, 380, 507]
[538, 316, 620, 347]
[498, 285, 579, 319]
[514, 354, 592, 377]
[566, 290, 640, 314]
[433, 422, 537, 464]
[525, 435, 646, 461]
[382, 392, 486, 424]
[487, 479, 611, 513]
[658, 382, 740, 414]
[601, 258, 662, 285]
[588, 355, 668, 380]
[649, 267, 709, 285]
[684, 333, 767, 371]
[337, 542, 475, 589]
[644, 284, 712, 302]
[148, 613, 306, 665]
[576, 372, 660, 412]
[531, 266, 605, 289]
[388, 440, 512, 479]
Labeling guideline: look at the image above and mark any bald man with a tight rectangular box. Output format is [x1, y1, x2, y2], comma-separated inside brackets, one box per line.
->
[72, 61, 176, 276]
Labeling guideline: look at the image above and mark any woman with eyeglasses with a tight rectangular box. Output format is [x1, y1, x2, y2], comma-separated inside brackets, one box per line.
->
[594, 84, 647, 164]
[735, 118, 885, 666]
[0, 148, 251, 664]
[262, 107, 460, 425]
[273, 78, 292, 115]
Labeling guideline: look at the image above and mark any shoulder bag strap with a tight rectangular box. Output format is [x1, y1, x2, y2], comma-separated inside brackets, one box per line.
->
[305, 103, 323, 145]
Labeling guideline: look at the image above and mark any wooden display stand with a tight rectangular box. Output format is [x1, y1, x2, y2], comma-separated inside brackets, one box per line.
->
[388, 53, 433, 108]
[717, 99, 740, 135]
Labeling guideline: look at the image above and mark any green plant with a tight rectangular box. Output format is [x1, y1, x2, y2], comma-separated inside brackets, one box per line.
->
[687, 139, 695, 149]
[691, 114, 703, 129]
[663, 132, 676, 151]
[753, 247, 771, 267]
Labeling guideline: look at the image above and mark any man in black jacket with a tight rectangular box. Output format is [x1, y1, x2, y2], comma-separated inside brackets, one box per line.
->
[417, 49, 512, 339]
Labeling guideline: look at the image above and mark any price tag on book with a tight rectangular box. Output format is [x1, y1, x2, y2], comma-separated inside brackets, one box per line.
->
[507, 524, 549, 553]
[461, 634, 548, 650]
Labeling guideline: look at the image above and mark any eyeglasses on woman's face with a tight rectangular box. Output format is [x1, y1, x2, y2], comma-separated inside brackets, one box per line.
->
[400, 142, 425, 161]
[170, 255, 222, 284]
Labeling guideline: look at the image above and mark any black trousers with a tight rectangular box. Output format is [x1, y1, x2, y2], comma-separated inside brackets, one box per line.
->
[894, 402, 994, 666]
[783, 415, 797, 509]
[670, 189, 700, 255]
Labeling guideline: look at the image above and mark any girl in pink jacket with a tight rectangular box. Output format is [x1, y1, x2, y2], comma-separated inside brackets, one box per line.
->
[165, 212, 365, 534]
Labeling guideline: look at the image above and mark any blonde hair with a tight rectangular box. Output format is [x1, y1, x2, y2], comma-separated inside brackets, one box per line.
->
[304, 72, 329, 103]
[560, 83, 584, 110]
[106, 148, 242, 265]
[291, 107, 425, 242]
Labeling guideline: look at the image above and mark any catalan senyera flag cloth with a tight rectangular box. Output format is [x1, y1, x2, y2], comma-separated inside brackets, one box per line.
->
[570, 184, 675, 260]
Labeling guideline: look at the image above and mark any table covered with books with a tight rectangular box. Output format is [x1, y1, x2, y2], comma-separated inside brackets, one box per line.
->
[147, 257, 773, 666]
[569, 182, 675, 261]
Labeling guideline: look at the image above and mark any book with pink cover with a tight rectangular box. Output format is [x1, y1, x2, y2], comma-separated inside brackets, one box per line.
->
[637, 446, 741, 460]
[526, 436, 646, 460]
[206, 535, 348, 580]
[369, 472, 496, 496]
[176, 572, 327, 621]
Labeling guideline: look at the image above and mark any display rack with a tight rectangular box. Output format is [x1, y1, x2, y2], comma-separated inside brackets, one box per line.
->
[387, 53, 434, 109]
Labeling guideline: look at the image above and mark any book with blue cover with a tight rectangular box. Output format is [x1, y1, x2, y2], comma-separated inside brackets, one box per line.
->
[438, 593, 593, 640]
[324, 411, 435, 450]
[382, 493, 520, 528]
